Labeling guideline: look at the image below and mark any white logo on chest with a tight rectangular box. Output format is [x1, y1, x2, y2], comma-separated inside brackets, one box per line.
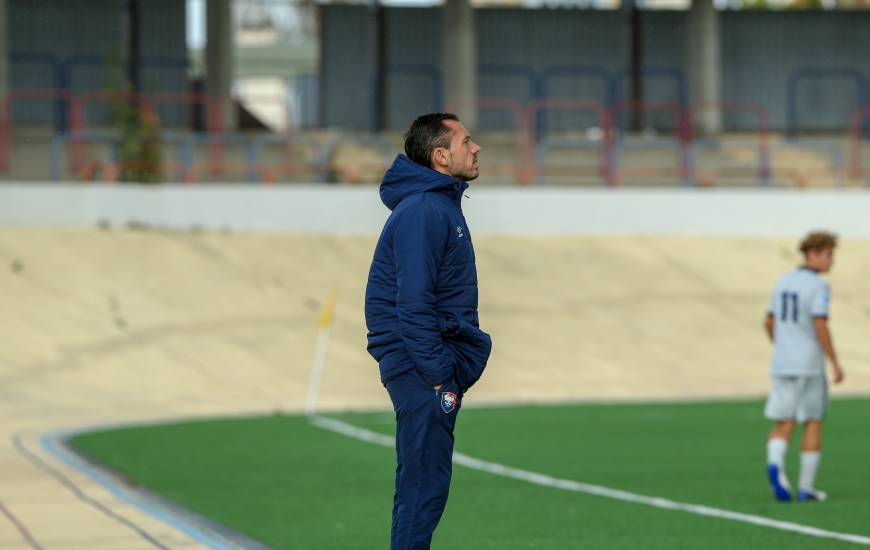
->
[456, 225, 464, 239]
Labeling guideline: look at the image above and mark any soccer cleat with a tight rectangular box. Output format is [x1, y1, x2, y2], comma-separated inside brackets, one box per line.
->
[797, 488, 828, 502]
[767, 464, 793, 502]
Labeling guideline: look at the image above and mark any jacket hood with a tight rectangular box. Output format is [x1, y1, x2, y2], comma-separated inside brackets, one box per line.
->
[380, 154, 469, 211]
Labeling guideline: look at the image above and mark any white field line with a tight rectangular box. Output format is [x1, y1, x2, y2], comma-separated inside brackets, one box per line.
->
[310, 415, 870, 547]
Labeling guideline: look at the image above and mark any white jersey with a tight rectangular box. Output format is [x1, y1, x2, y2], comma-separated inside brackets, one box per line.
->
[767, 267, 830, 376]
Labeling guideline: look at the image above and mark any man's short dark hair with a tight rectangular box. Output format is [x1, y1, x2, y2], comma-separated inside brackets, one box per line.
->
[404, 113, 459, 169]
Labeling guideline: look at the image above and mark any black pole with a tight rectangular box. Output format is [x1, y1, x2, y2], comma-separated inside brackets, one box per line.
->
[372, 1, 388, 133]
[317, 4, 327, 128]
[628, 0, 643, 132]
[127, 0, 142, 97]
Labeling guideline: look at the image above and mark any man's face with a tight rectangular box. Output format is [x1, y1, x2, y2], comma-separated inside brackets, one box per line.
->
[440, 119, 481, 181]
[806, 247, 834, 273]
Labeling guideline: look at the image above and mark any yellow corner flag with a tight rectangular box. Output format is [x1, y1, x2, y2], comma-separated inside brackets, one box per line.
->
[307, 289, 337, 417]
[318, 290, 337, 330]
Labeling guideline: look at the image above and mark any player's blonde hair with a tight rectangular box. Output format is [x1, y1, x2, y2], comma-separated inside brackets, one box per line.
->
[799, 231, 838, 255]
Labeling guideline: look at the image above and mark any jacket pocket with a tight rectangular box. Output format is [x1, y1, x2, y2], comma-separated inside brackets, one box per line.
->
[440, 315, 492, 393]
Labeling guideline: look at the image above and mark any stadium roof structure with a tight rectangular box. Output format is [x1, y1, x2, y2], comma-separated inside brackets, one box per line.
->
[314, 0, 870, 8]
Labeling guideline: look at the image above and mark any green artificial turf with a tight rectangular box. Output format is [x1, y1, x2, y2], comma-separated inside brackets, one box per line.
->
[70, 398, 870, 549]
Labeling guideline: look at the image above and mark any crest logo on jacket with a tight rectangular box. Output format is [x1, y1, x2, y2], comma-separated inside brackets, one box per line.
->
[441, 391, 457, 413]
[456, 225, 464, 239]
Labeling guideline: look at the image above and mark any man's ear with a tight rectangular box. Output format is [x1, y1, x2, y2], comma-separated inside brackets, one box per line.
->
[431, 147, 448, 168]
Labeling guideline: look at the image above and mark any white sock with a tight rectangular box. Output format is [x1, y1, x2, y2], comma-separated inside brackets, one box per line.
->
[799, 451, 821, 491]
[767, 438, 791, 488]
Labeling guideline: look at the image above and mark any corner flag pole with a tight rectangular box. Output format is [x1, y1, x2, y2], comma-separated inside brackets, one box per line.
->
[305, 290, 336, 418]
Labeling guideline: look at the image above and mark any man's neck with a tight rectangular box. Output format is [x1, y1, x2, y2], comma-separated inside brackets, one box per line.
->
[432, 165, 451, 177]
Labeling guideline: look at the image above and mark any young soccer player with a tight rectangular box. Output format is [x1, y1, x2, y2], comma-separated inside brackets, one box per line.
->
[764, 231, 844, 502]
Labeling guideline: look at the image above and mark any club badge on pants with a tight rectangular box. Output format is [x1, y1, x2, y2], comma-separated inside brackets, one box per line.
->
[441, 391, 457, 414]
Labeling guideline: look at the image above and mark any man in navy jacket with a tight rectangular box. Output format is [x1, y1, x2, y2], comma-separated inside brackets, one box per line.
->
[365, 113, 492, 549]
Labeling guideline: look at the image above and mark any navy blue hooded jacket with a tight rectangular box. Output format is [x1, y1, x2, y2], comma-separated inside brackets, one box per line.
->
[365, 154, 492, 391]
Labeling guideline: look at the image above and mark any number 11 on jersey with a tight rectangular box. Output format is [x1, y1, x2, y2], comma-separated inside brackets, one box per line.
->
[780, 292, 798, 322]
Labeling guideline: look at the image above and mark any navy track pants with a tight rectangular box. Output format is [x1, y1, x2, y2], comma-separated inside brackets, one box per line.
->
[385, 368, 462, 550]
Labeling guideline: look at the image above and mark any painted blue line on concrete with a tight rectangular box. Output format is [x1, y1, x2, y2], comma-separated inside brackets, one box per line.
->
[41, 430, 242, 550]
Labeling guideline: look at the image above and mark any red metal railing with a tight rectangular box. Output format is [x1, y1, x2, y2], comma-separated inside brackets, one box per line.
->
[150, 91, 224, 177]
[0, 88, 852, 187]
[609, 100, 690, 186]
[69, 90, 158, 173]
[524, 98, 611, 185]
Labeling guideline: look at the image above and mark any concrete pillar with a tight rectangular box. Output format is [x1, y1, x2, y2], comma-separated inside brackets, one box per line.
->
[206, 0, 234, 131]
[442, 0, 476, 129]
[687, 0, 721, 136]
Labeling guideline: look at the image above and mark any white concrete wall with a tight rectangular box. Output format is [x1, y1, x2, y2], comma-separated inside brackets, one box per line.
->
[3, 183, 870, 237]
